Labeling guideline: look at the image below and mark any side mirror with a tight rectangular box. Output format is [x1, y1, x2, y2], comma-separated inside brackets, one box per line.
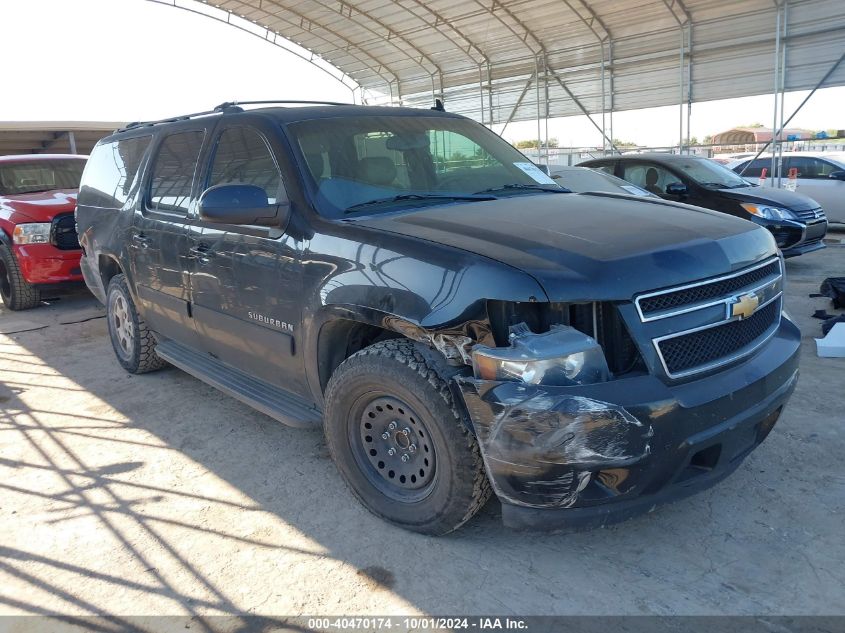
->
[828, 170, 845, 181]
[665, 182, 688, 196]
[198, 184, 282, 225]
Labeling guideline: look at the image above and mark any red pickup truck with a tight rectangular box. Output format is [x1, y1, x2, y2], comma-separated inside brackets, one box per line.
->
[0, 154, 87, 310]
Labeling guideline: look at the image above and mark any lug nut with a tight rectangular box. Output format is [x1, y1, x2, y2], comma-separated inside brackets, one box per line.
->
[387, 448, 396, 456]
[408, 444, 417, 453]
[402, 427, 411, 436]
[381, 432, 389, 440]
[401, 454, 409, 462]
[388, 421, 397, 430]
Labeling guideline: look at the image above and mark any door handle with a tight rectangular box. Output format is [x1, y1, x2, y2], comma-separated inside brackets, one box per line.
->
[132, 234, 152, 248]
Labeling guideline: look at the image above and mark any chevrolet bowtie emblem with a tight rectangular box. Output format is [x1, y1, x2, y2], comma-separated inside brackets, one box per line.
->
[730, 292, 760, 320]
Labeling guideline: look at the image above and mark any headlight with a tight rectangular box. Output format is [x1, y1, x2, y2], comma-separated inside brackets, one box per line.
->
[740, 203, 795, 221]
[471, 325, 610, 386]
[12, 223, 52, 245]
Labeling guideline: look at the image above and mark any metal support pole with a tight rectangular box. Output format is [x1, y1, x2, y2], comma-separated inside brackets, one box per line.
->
[609, 41, 614, 153]
[771, 4, 781, 186]
[68, 132, 77, 155]
[550, 72, 620, 154]
[686, 24, 692, 150]
[535, 58, 543, 165]
[678, 28, 685, 154]
[778, 0, 789, 187]
[487, 64, 494, 127]
[739, 50, 845, 176]
[479, 66, 486, 126]
[601, 43, 607, 154]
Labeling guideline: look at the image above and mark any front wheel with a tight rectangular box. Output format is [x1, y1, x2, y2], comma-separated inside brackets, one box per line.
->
[0, 244, 41, 310]
[324, 339, 491, 535]
[106, 274, 168, 374]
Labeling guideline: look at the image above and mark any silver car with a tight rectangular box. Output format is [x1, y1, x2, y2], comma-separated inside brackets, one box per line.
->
[729, 152, 845, 224]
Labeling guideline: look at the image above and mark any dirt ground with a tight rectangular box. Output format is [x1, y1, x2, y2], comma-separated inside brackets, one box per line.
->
[0, 238, 843, 627]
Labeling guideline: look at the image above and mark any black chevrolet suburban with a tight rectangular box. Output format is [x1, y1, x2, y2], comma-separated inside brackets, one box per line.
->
[76, 102, 800, 534]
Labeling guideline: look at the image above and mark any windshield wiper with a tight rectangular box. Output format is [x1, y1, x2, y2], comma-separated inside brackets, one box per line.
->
[344, 193, 496, 214]
[474, 183, 570, 195]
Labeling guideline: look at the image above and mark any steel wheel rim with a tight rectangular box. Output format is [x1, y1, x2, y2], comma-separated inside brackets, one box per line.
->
[109, 292, 134, 359]
[350, 394, 437, 503]
[0, 260, 10, 302]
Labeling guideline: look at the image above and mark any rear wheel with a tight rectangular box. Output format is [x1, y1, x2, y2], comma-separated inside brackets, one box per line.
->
[324, 339, 491, 535]
[0, 244, 41, 311]
[106, 274, 168, 374]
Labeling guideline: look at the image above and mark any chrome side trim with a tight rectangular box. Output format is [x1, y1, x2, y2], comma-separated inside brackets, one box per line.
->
[635, 257, 782, 323]
[652, 293, 783, 380]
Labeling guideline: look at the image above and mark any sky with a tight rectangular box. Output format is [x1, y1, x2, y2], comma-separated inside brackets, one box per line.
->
[1, 0, 842, 148]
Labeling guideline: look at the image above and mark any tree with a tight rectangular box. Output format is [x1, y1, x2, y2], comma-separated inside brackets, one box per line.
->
[612, 138, 637, 148]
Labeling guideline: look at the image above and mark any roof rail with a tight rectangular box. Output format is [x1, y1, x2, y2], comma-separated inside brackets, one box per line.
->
[214, 99, 352, 109]
[117, 100, 353, 133]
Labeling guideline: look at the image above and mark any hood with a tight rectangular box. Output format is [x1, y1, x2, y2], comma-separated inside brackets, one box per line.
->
[355, 192, 777, 302]
[717, 184, 819, 211]
[1, 189, 78, 222]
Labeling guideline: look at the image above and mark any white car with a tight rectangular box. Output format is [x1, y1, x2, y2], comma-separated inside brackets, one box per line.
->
[729, 152, 845, 224]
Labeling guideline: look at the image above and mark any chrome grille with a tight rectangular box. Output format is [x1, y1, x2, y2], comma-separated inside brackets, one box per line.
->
[637, 260, 780, 319]
[656, 298, 780, 376]
[793, 207, 826, 222]
[634, 257, 783, 379]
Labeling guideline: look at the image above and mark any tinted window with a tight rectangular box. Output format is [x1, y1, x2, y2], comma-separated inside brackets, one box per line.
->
[787, 156, 838, 179]
[289, 115, 563, 218]
[208, 127, 284, 203]
[672, 157, 748, 188]
[622, 163, 681, 195]
[78, 136, 151, 209]
[0, 159, 86, 196]
[734, 158, 774, 179]
[589, 162, 616, 175]
[148, 131, 205, 214]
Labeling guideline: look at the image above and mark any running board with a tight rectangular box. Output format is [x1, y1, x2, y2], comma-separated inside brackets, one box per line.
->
[155, 340, 322, 429]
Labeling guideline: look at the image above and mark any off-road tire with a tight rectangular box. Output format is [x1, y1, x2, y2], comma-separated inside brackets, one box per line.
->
[324, 339, 492, 535]
[0, 244, 41, 310]
[106, 274, 168, 374]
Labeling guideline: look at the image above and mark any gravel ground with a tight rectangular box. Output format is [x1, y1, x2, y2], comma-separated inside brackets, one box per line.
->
[0, 240, 843, 628]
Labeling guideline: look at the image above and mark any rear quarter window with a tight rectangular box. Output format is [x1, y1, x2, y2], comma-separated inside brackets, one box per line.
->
[78, 135, 152, 209]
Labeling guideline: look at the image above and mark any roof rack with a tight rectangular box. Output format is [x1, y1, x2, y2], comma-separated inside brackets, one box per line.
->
[118, 100, 353, 133]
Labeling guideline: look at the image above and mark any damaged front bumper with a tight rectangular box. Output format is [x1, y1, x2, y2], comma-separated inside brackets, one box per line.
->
[454, 318, 801, 531]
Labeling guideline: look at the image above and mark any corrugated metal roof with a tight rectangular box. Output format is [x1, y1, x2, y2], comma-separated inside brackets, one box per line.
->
[0, 122, 122, 155]
[158, 0, 845, 124]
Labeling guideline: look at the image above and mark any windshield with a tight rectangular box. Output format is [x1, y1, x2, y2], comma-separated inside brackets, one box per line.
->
[0, 159, 86, 195]
[286, 115, 565, 218]
[673, 157, 750, 189]
[553, 168, 653, 196]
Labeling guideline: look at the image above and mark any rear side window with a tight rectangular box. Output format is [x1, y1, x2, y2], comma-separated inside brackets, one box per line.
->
[734, 158, 774, 178]
[78, 136, 151, 209]
[786, 156, 838, 179]
[148, 130, 205, 214]
[589, 162, 616, 176]
[208, 127, 284, 203]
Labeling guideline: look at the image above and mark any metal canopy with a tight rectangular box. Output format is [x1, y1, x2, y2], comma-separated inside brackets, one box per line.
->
[158, 0, 845, 131]
[0, 122, 122, 155]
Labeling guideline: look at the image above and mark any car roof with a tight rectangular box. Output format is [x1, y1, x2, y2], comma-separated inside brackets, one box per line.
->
[101, 104, 467, 145]
[0, 153, 88, 163]
[731, 151, 845, 160]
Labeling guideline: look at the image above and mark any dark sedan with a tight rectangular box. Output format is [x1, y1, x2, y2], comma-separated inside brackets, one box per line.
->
[581, 153, 828, 258]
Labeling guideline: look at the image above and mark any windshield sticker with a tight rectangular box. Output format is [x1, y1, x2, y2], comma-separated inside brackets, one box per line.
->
[621, 185, 651, 196]
[513, 162, 557, 185]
